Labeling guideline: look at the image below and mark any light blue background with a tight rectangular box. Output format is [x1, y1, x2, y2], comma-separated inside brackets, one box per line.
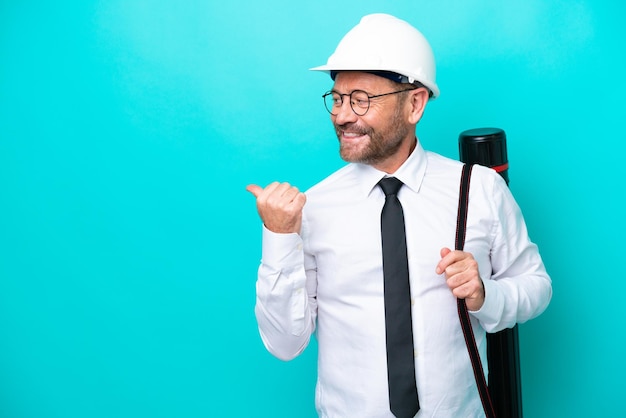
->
[1, 1, 624, 417]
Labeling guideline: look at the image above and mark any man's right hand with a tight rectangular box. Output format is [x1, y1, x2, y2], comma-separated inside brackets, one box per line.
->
[246, 182, 306, 234]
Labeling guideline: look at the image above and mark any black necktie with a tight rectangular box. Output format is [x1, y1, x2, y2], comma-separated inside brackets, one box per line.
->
[379, 177, 419, 418]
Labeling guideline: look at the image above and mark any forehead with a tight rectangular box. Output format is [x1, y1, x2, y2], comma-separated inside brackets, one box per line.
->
[333, 71, 395, 92]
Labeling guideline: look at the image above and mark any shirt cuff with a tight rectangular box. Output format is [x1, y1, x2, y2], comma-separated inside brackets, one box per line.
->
[468, 278, 504, 331]
[261, 226, 304, 269]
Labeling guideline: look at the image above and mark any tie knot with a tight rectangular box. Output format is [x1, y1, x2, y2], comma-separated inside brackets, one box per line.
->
[379, 177, 403, 197]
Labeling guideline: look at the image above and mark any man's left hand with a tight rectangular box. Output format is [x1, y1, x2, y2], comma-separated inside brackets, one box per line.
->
[436, 248, 485, 311]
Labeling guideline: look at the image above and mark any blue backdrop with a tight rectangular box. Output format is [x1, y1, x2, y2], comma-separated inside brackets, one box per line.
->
[1, 1, 624, 417]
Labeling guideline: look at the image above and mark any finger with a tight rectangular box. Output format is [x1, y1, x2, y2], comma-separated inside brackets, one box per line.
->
[246, 182, 281, 202]
[266, 183, 304, 210]
[450, 279, 484, 305]
[274, 182, 298, 199]
[246, 184, 263, 198]
[445, 263, 480, 294]
[254, 182, 281, 204]
[445, 257, 479, 282]
[451, 281, 474, 299]
[436, 247, 453, 274]
[445, 268, 471, 289]
[439, 249, 474, 273]
[290, 190, 307, 210]
[281, 185, 303, 204]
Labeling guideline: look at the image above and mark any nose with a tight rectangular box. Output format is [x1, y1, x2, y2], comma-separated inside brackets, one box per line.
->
[332, 97, 358, 125]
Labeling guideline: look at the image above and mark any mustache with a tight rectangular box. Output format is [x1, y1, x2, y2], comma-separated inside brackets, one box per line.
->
[334, 122, 373, 136]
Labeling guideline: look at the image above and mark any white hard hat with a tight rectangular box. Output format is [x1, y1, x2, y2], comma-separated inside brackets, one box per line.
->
[311, 13, 440, 99]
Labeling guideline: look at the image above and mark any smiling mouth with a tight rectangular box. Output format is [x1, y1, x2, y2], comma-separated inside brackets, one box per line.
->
[339, 130, 369, 144]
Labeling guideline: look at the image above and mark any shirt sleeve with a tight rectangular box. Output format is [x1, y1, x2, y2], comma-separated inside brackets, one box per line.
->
[254, 225, 318, 361]
[470, 171, 553, 332]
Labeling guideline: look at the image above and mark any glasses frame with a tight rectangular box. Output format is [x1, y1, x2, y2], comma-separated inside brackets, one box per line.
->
[322, 86, 419, 116]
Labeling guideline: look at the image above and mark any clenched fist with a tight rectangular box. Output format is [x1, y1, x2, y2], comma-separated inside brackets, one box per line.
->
[246, 182, 306, 234]
[436, 247, 485, 311]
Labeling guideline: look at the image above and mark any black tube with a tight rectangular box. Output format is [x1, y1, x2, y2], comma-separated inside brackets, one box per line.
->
[459, 127, 523, 418]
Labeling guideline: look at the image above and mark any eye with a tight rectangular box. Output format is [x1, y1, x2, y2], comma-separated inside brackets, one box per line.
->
[351, 91, 370, 108]
[354, 98, 368, 108]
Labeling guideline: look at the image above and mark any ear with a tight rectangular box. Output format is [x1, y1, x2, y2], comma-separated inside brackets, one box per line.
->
[406, 88, 430, 124]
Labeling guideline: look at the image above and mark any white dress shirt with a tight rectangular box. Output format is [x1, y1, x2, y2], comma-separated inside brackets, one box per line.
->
[255, 141, 552, 417]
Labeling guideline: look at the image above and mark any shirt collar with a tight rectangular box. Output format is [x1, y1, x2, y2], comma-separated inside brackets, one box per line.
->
[355, 139, 428, 197]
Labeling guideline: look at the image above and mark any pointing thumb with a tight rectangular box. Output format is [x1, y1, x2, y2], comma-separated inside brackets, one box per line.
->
[246, 184, 263, 198]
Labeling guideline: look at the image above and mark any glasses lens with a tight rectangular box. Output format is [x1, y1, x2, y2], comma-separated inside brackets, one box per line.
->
[323, 90, 371, 116]
[350, 91, 370, 116]
[323, 92, 339, 115]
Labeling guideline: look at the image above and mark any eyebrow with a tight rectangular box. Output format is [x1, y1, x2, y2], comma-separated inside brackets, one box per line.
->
[330, 88, 371, 95]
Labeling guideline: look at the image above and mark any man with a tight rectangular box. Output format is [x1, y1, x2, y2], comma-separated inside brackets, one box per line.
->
[247, 13, 552, 418]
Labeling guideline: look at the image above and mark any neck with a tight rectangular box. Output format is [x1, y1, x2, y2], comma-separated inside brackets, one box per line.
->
[374, 136, 417, 174]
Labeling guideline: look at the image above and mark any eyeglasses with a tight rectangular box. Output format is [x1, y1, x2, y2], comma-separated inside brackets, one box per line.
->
[322, 87, 418, 116]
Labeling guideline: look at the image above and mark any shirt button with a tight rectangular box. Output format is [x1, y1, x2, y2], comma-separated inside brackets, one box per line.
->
[296, 243, 303, 250]
[414, 349, 418, 358]
[411, 298, 415, 306]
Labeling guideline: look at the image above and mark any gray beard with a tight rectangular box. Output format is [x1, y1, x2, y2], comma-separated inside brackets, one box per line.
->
[336, 115, 410, 165]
